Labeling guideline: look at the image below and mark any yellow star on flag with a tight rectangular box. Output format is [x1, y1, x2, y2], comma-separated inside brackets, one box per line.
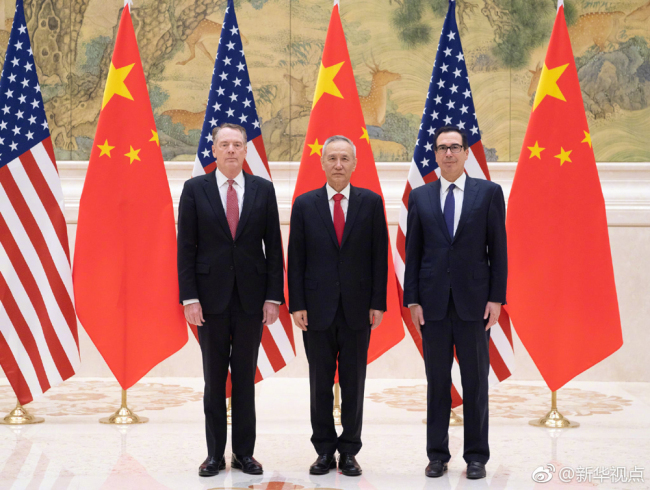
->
[533, 62, 569, 111]
[527, 141, 545, 159]
[102, 62, 135, 109]
[360, 127, 370, 144]
[554, 147, 572, 166]
[125, 145, 141, 164]
[97, 139, 115, 157]
[581, 130, 592, 148]
[312, 61, 345, 108]
[149, 130, 160, 146]
[308, 138, 324, 156]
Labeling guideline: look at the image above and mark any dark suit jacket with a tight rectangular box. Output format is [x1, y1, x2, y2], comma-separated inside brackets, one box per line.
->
[403, 176, 507, 322]
[177, 170, 284, 315]
[288, 184, 388, 331]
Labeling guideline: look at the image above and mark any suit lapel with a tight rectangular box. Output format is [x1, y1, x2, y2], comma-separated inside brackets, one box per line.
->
[427, 179, 452, 243]
[235, 172, 257, 240]
[202, 171, 232, 240]
[314, 185, 340, 248]
[454, 176, 479, 241]
[340, 185, 363, 248]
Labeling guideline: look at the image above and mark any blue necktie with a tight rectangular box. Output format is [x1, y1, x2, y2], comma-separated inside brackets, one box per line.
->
[444, 183, 456, 239]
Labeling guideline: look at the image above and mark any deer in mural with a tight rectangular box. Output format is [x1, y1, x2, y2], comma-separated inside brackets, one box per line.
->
[527, 61, 543, 98]
[360, 55, 401, 127]
[177, 18, 248, 66]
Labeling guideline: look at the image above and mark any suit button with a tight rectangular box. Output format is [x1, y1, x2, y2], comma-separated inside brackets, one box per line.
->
[230, 266, 234, 270]
[447, 269, 450, 273]
[233, 244, 237, 248]
[335, 281, 340, 286]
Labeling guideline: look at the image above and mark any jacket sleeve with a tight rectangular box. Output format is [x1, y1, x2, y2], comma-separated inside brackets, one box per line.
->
[287, 197, 306, 313]
[263, 183, 285, 304]
[370, 194, 388, 311]
[487, 184, 508, 304]
[403, 191, 423, 307]
[177, 180, 199, 303]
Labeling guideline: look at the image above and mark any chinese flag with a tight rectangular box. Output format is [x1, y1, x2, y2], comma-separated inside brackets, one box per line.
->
[292, 2, 405, 364]
[73, 4, 187, 390]
[506, 3, 622, 391]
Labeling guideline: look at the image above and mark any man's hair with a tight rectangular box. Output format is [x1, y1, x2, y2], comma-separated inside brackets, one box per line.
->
[212, 123, 247, 145]
[433, 126, 468, 150]
[322, 135, 357, 157]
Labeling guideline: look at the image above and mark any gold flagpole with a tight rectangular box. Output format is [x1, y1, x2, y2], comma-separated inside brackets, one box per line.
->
[0, 400, 44, 425]
[529, 390, 579, 428]
[227, 397, 232, 425]
[100, 389, 148, 424]
[333, 382, 341, 425]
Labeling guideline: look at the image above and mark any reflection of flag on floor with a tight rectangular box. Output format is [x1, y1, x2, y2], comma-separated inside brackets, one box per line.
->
[0, 0, 80, 405]
[73, 1, 187, 390]
[190, 0, 295, 394]
[506, 1, 622, 392]
[101, 453, 171, 490]
[292, 0, 405, 364]
[394, 0, 514, 407]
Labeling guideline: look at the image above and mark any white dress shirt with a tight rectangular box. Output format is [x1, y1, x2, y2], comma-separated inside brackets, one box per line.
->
[216, 169, 245, 217]
[408, 173, 466, 308]
[326, 183, 350, 220]
[183, 169, 279, 307]
[440, 173, 466, 236]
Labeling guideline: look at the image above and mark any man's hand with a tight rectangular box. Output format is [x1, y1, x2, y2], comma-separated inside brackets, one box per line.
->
[484, 301, 501, 331]
[369, 309, 384, 330]
[292, 310, 308, 331]
[262, 302, 280, 325]
[409, 304, 425, 338]
[184, 302, 205, 327]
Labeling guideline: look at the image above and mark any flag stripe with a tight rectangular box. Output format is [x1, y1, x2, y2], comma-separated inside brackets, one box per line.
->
[0, 175, 73, 381]
[0, 166, 78, 370]
[260, 324, 285, 372]
[0, 304, 41, 401]
[0, 271, 50, 395]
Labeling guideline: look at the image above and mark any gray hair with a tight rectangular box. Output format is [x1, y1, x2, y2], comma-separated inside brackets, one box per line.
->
[322, 135, 357, 157]
[212, 123, 247, 144]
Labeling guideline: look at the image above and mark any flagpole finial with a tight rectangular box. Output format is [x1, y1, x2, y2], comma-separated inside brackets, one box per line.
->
[124, 0, 133, 8]
[557, 0, 564, 10]
[334, 0, 339, 6]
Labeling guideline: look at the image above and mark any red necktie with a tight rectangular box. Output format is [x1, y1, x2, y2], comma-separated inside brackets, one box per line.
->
[332, 193, 345, 246]
[226, 179, 239, 239]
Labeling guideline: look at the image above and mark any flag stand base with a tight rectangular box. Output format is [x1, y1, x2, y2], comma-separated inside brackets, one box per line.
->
[99, 389, 148, 424]
[0, 401, 44, 425]
[422, 409, 463, 426]
[333, 383, 341, 425]
[529, 391, 579, 428]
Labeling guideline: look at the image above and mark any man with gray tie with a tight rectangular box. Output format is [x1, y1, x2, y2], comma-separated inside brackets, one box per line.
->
[403, 126, 507, 480]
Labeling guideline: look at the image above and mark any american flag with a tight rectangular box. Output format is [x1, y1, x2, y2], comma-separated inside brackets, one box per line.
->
[394, 0, 514, 407]
[192, 0, 296, 384]
[0, 0, 79, 405]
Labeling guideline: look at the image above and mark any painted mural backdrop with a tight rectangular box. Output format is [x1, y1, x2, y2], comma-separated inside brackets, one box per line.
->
[1, 0, 648, 162]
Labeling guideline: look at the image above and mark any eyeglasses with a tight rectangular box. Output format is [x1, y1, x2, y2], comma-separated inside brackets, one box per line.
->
[436, 144, 464, 154]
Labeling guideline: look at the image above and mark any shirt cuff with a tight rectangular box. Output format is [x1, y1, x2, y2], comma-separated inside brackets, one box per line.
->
[265, 300, 281, 305]
[408, 304, 420, 307]
[182, 299, 200, 306]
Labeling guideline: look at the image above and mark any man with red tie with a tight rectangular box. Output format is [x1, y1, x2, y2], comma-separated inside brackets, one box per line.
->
[177, 123, 284, 477]
[288, 135, 388, 476]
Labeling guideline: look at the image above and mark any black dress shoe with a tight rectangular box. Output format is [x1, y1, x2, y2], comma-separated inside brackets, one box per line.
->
[198, 456, 226, 477]
[425, 460, 448, 478]
[467, 461, 487, 479]
[338, 453, 362, 477]
[309, 454, 337, 475]
[231, 454, 263, 475]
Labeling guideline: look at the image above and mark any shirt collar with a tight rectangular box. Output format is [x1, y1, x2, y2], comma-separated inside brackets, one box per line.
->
[216, 168, 245, 188]
[440, 173, 466, 193]
[326, 183, 351, 201]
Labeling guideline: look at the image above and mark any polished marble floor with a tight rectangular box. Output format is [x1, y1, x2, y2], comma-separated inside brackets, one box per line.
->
[0, 378, 648, 489]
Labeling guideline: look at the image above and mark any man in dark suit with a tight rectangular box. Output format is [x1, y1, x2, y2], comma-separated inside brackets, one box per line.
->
[404, 126, 507, 480]
[288, 135, 388, 477]
[177, 123, 284, 477]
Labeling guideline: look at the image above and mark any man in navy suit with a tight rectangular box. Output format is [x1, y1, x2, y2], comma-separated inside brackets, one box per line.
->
[288, 135, 388, 477]
[403, 126, 507, 480]
[177, 123, 284, 477]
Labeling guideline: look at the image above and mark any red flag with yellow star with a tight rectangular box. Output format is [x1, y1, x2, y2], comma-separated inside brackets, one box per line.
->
[72, 3, 187, 389]
[292, 1, 404, 365]
[506, 2, 622, 391]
